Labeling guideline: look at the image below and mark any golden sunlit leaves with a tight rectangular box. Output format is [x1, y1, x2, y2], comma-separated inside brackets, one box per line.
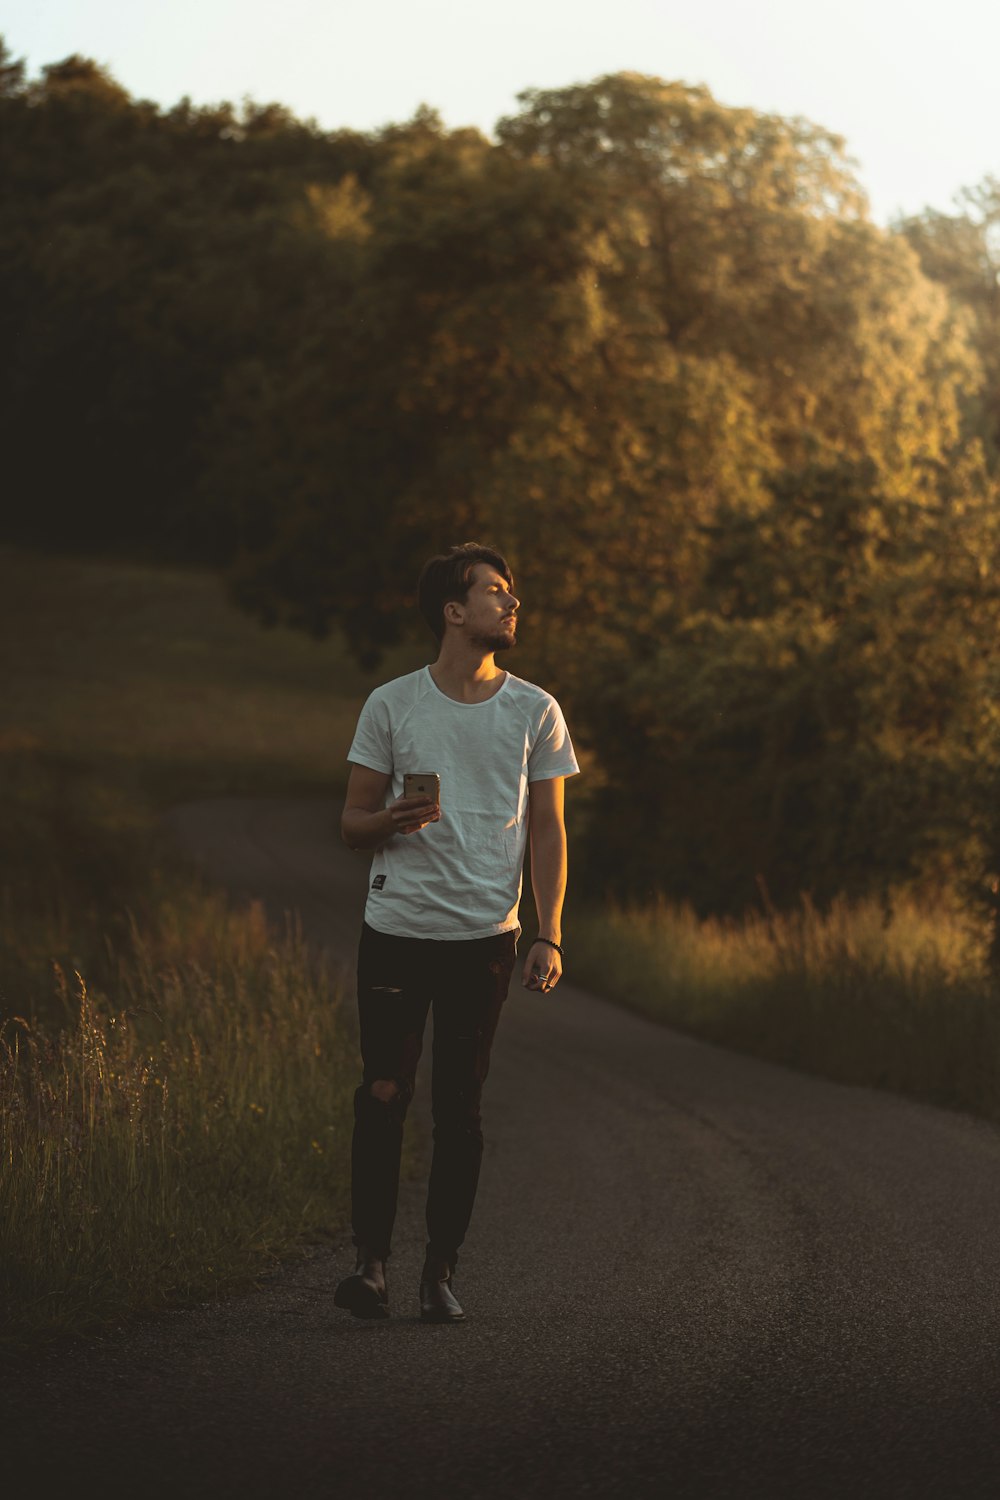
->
[4, 57, 999, 925]
[304, 176, 372, 243]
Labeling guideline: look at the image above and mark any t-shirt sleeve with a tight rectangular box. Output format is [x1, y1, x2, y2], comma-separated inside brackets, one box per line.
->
[527, 698, 580, 782]
[347, 690, 393, 774]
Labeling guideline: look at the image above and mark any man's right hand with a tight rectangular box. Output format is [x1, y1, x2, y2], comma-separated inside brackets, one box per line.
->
[389, 794, 441, 836]
[342, 766, 441, 851]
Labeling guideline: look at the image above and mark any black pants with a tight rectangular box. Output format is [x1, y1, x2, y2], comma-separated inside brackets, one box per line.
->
[350, 921, 516, 1268]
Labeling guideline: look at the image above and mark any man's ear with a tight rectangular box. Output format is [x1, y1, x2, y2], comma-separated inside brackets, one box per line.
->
[443, 600, 464, 627]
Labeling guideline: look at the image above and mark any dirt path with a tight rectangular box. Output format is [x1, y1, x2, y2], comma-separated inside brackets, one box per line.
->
[6, 798, 1000, 1499]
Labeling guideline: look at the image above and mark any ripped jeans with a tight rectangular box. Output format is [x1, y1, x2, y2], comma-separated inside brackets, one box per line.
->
[350, 921, 517, 1268]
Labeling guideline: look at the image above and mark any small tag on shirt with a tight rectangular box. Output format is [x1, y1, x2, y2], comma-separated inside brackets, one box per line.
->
[371, 874, 386, 891]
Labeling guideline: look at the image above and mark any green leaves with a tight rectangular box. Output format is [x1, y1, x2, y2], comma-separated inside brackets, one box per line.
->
[3, 51, 999, 922]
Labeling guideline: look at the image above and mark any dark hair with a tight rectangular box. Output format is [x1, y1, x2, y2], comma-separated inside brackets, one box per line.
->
[417, 542, 514, 642]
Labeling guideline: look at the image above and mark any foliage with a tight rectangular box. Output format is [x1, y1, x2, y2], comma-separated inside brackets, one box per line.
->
[898, 178, 1000, 458]
[0, 42, 371, 562]
[3, 41, 999, 924]
[577, 454, 1000, 915]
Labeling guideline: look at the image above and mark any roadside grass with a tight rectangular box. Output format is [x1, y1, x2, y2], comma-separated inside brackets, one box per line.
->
[0, 545, 425, 1347]
[0, 832, 373, 1351]
[569, 893, 1000, 1122]
[1, 895, 358, 1351]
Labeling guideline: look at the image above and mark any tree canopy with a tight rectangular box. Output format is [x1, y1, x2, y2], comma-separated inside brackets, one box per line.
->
[2, 41, 998, 927]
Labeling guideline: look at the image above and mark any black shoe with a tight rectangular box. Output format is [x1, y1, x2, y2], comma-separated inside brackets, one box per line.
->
[419, 1260, 466, 1323]
[334, 1252, 389, 1319]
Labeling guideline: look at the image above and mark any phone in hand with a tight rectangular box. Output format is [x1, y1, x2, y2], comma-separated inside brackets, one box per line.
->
[403, 772, 441, 805]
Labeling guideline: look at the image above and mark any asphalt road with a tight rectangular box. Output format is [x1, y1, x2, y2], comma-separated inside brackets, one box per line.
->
[6, 798, 1000, 1499]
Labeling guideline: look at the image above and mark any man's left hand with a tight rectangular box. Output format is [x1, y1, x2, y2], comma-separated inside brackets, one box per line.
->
[522, 940, 562, 993]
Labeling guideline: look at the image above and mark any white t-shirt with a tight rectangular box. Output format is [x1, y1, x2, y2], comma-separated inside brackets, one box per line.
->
[347, 666, 579, 940]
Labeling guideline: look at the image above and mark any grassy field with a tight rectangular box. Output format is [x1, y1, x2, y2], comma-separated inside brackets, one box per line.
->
[0, 545, 425, 1348]
[0, 545, 425, 1018]
[0, 545, 423, 806]
[1, 898, 357, 1346]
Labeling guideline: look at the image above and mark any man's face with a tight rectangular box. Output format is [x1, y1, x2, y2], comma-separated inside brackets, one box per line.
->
[458, 564, 520, 652]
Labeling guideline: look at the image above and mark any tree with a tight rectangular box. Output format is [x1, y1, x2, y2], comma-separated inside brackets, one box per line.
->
[3, 55, 994, 915]
[205, 73, 991, 910]
[0, 36, 24, 97]
[898, 179, 1000, 459]
[0, 49, 375, 560]
[577, 453, 1000, 909]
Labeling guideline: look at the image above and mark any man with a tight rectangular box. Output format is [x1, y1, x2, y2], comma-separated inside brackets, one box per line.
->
[333, 542, 579, 1323]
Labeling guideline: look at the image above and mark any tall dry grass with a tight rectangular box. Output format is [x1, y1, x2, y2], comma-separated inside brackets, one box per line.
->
[0, 549, 426, 1350]
[571, 893, 1000, 1119]
[1, 892, 358, 1349]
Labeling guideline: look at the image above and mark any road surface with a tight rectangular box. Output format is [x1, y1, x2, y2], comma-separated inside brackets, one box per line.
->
[6, 798, 1000, 1499]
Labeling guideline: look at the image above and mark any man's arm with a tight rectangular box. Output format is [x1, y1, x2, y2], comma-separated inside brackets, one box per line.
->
[341, 763, 439, 851]
[522, 776, 568, 992]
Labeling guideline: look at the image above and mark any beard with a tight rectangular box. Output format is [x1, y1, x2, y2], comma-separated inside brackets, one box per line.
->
[472, 623, 517, 653]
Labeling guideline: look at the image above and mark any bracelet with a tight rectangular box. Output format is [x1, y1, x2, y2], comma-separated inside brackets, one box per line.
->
[537, 937, 565, 958]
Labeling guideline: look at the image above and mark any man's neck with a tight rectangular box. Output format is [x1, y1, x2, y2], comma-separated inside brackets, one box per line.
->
[429, 643, 507, 704]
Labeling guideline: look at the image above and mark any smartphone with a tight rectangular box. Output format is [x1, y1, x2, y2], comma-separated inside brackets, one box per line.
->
[403, 772, 441, 805]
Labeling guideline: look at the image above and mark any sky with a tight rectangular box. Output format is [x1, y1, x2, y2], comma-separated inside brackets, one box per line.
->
[5, 0, 998, 226]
